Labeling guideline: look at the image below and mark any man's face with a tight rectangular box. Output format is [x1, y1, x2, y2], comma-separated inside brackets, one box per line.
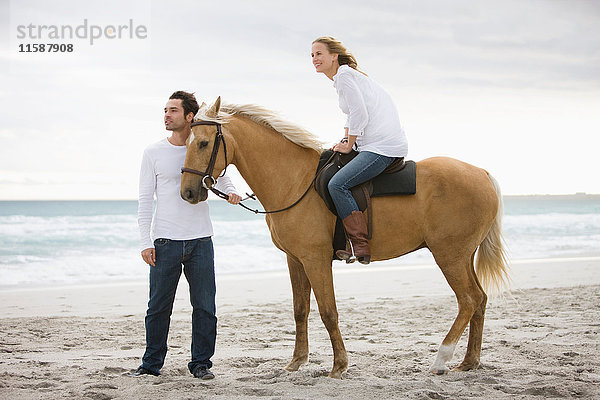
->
[164, 99, 189, 131]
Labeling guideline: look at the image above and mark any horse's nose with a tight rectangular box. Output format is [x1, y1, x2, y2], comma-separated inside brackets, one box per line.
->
[182, 188, 196, 202]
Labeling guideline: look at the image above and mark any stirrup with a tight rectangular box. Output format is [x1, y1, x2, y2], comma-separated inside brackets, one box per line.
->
[336, 240, 356, 263]
[336, 249, 356, 263]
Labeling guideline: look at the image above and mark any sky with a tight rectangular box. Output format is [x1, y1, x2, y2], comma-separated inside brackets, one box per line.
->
[1, 0, 599, 200]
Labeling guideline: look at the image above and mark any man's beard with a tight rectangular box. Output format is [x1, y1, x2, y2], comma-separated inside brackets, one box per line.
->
[165, 121, 184, 131]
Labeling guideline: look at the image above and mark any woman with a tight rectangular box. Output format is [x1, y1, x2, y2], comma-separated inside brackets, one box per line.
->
[311, 36, 408, 264]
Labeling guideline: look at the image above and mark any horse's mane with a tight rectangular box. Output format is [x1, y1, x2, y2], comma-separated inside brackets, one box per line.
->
[194, 102, 324, 152]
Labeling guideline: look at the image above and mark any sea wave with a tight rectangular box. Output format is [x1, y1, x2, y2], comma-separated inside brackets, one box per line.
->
[1, 203, 599, 287]
[503, 213, 600, 258]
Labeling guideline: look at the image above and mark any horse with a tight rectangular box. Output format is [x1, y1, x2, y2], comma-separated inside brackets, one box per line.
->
[180, 97, 509, 379]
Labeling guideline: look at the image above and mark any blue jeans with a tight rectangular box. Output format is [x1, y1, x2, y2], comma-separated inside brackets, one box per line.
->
[328, 151, 395, 219]
[140, 237, 216, 375]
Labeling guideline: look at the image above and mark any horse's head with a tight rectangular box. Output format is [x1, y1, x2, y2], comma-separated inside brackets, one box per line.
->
[181, 97, 231, 204]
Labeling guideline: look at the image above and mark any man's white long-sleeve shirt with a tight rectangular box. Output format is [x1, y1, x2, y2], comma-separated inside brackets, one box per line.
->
[333, 65, 408, 158]
[138, 138, 238, 250]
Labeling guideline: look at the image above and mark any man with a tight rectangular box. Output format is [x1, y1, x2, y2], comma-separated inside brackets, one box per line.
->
[130, 91, 241, 380]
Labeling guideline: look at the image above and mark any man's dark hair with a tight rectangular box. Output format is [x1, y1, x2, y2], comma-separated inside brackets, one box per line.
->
[169, 91, 200, 118]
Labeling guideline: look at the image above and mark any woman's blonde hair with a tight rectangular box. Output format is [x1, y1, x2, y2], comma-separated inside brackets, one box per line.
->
[313, 36, 366, 75]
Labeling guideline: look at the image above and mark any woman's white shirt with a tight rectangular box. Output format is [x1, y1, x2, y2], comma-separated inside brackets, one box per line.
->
[333, 65, 408, 158]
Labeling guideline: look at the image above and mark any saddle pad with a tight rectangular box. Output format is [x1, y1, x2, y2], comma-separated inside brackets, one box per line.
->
[316, 150, 417, 215]
[371, 160, 417, 197]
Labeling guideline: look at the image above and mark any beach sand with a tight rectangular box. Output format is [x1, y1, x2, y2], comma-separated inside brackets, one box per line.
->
[1, 258, 599, 399]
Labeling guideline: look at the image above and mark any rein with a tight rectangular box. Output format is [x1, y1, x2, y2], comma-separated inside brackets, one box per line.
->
[182, 120, 334, 215]
[231, 151, 334, 215]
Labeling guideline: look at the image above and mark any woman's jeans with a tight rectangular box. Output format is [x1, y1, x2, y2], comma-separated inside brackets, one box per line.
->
[328, 151, 395, 219]
[141, 237, 216, 375]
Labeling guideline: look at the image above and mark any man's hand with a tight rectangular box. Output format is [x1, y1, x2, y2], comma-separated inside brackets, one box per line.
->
[227, 193, 242, 205]
[141, 248, 155, 266]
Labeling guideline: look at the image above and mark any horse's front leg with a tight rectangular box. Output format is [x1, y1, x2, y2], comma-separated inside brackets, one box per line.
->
[284, 254, 311, 372]
[302, 256, 348, 379]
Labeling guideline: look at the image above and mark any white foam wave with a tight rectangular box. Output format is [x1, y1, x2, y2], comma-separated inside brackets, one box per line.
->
[1, 208, 599, 288]
[503, 213, 600, 258]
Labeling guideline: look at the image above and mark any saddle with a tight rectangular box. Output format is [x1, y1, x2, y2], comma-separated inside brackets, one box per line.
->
[315, 149, 417, 258]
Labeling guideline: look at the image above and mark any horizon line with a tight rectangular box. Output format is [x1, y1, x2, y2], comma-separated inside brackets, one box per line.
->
[1, 193, 600, 201]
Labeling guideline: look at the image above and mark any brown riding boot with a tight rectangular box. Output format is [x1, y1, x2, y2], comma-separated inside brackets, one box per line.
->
[335, 211, 371, 264]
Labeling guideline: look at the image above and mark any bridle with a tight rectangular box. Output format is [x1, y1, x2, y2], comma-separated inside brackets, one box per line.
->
[181, 120, 228, 193]
[181, 119, 328, 214]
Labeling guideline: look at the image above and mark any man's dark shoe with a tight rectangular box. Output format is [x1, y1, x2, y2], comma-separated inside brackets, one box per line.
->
[128, 366, 160, 377]
[193, 366, 215, 380]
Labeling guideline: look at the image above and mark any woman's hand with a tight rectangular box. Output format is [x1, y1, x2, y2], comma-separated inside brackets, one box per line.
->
[332, 135, 356, 154]
[332, 141, 353, 154]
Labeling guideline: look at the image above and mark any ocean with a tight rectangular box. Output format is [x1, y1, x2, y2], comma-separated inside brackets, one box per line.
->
[1, 195, 599, 288]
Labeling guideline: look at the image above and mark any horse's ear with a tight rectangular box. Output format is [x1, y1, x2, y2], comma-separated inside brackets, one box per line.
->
[207, 96, 221, 117]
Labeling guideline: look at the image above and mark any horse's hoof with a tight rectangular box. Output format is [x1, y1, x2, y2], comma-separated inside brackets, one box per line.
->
[328, 359, 348, 379]
[430, 367, 449, 375]
[453, 362, 480, 372]
[284, 357, 308, 372]
[328, 371, 343, 379]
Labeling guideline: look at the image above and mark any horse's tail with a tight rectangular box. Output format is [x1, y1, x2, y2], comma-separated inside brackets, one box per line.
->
[475, 172, 510, 295]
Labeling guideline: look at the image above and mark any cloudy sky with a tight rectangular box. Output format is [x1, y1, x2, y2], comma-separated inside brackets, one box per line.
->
[1, 0, 599, 199]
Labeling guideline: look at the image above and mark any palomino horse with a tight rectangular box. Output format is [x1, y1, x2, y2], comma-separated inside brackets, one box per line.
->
[181, 97, 509, 379]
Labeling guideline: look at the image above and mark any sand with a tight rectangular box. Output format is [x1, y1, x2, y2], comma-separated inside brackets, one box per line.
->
[1, 257, 599, 399]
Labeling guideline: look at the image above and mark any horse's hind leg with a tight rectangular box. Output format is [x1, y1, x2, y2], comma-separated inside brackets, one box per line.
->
[430, 252, 486, 375]
[284, 254, 311, 372]
[455, 253, 487, 371]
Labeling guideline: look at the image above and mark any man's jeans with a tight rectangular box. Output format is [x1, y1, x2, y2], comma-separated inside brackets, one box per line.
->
[328, 151, 395, 219]
[140, 237, 216, 375]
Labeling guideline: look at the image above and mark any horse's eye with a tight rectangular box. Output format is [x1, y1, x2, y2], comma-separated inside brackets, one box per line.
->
[198, 140, 209, 149]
